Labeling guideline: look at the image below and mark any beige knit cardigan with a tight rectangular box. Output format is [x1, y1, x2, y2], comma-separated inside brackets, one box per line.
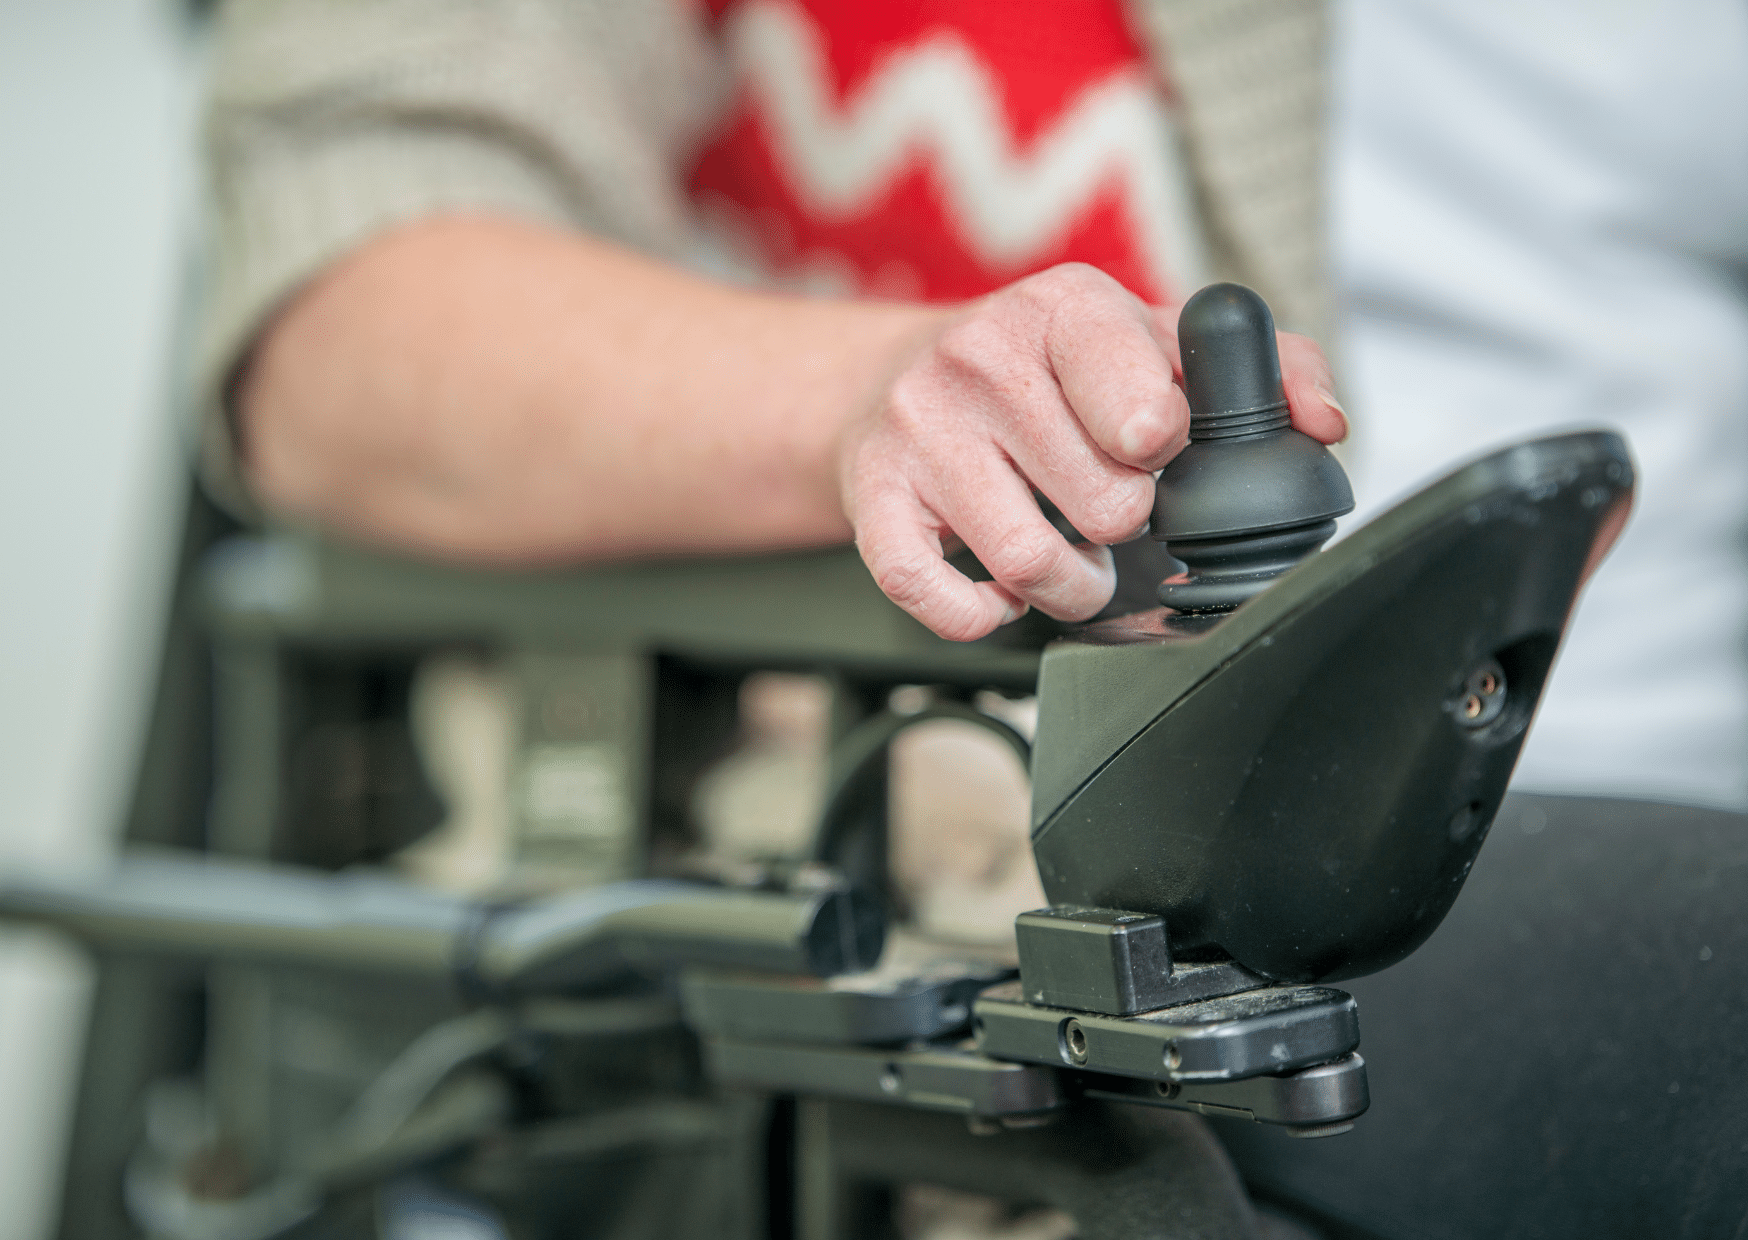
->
[198, 0, 1328, 516]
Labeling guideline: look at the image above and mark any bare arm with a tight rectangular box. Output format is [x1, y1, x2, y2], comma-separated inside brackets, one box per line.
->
[240, 214, 1347, 640]
[240, 215, 940, 564]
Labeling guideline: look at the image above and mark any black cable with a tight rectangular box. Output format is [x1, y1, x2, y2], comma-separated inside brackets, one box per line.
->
[808, 701, 1032, 870]
[450, 899, 525, 1008]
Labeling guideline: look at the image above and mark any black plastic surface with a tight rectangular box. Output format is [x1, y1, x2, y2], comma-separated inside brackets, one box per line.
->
[702, 1035, 1367, 1131]
[1015, 906, 1264, 1014]
[1032, 431, 1634, 982]
[974, 980, 1360, 1083]
[1017, 907, 1163, 1014]
[679, 959, 1010, 1045]
[1214, 793, 1748, 1239]
[1084, 1054, 1370, 1132]
[704, 1039, 1064, 1118]
[1152, 284, 1353, 611]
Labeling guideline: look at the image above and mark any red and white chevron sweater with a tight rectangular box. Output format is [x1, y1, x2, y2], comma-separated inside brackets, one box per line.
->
[689, 0, 1208, 306]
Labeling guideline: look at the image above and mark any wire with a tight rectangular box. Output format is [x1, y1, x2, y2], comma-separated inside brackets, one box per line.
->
[808, 701, 1032, 870]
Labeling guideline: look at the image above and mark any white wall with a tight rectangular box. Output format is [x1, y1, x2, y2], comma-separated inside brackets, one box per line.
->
[0, 1, 199, 1235]
[1331, 0, 1748, 809]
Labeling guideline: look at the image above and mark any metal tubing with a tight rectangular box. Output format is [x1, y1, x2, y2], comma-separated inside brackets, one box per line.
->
[0, 850, 882, 989]
[0, 851, 464, 975]
[479, 882, 884, 991]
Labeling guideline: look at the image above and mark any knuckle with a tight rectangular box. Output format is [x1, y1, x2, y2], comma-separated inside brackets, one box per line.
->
[932, 315, 1019, 378]
[1024, 262, 1106, 300]
[987, 526, 1068, 594]
[1124, 418, 1174, 464]
[1005, 267, 1075, 320]
[1030, 269, 1143, 361]
[1126, 402, 1189, 464]
[881, 372, 936, 437]
[868, 548, 934, 609]
[1077, 480, 1153, 544]
[864, 542, 989, 640]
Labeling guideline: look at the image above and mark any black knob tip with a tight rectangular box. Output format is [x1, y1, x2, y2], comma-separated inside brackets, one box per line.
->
[1178, 283, 1289, 441]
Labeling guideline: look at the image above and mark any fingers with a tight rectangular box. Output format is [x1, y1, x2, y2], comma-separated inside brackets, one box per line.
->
[843, 266, 1358, 642]
[1151, 304, 1349, 445]
[856, 441, 1118, 640]
[927, 271, 1166, 548]
[1147, 303, 1185, 377]
[926, 447, 1117, 622]
[1278, 331, 1348, 444]
[855, 490, 1030, 642]
[979, 347, 1156, 549]
[1036, 268, 1190, 471]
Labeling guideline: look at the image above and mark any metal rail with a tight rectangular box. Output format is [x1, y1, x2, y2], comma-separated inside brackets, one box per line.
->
[0, 849, 883, 991]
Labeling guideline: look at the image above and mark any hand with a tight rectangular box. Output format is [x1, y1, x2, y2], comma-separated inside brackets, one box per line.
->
[837, 264, 1349, 641]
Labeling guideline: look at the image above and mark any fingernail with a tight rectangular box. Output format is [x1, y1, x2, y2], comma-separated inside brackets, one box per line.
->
[1315, 384, 1351, 441]
[1000, 601, 1029, 626]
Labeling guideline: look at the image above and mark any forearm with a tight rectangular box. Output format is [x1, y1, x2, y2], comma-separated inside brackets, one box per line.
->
[238, 215, 945, 564]
[239, 214, 1346, 641]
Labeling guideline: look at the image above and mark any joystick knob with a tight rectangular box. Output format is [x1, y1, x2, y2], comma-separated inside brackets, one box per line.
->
[1153, 284, 1354, 612]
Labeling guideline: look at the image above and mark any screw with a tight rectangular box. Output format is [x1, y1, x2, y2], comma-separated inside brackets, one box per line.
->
[879, 1064, 902, 1094]
[1063, 1019, 1089, 1066]
[1163, 1043, 1183, 1071]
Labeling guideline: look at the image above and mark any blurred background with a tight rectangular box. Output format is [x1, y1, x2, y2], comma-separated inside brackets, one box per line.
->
[2, 1, 1745, 1236]
[0, 3, 203, 1236]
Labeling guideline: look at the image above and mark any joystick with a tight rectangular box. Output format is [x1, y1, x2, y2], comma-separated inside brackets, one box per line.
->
[1153, 284, 1354, 611]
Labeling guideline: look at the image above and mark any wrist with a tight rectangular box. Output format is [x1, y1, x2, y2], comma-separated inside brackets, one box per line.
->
[820, 301, 953, 524]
